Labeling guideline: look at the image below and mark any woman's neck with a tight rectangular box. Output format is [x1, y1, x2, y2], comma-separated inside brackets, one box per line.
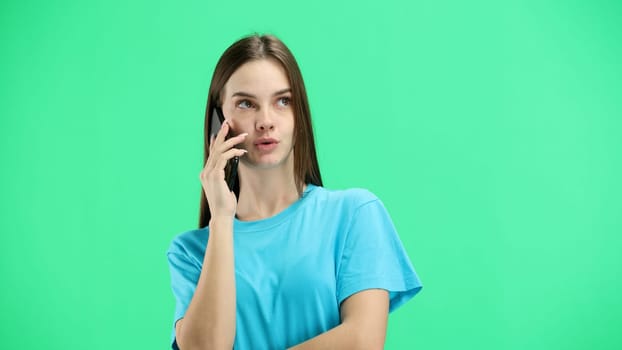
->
[235, 164, 303, 222]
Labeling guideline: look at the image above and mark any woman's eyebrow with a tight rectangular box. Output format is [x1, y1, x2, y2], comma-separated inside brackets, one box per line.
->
[231, 88, 291, 98]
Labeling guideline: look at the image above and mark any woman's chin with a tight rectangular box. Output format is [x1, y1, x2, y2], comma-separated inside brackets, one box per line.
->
[241, 153, 292, 170]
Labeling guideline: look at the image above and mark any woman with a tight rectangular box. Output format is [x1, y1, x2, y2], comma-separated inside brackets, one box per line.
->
[167, 34, 422, 350]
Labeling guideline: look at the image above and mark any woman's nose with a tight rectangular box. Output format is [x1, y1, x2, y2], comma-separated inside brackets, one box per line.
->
[255, 109, 275, 131]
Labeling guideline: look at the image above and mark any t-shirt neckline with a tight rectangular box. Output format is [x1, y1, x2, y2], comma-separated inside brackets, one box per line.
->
[233, 183, 318, 233]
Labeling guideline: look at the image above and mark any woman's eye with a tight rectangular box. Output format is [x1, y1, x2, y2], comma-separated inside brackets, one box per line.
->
[237, 100, 253, 109]
[277, 97, 291, 107]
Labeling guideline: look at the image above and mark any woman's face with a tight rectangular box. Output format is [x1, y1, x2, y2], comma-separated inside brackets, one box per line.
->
[221, 59, 295, 171]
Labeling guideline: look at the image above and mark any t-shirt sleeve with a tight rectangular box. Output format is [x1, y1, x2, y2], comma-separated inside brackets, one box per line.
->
[167, 250, 201, 347]
[336, 197, 423, 312]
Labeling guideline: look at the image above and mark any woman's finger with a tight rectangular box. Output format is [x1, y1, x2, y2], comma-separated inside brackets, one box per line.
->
[216, 133, 248, 153]
[206, 129, 245, 170]
[213, 120, 230, 148]
[215, 148, 247, 171]
[209, 134, 216, 153]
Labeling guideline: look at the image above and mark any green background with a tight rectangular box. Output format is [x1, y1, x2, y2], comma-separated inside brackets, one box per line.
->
[1, 0, 621, 348]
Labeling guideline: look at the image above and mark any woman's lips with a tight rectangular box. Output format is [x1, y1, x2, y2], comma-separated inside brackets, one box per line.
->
[254, 138, 279, 152]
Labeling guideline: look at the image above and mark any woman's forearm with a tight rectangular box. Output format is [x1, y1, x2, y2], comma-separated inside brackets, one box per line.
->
[177, 216, 236, 350]
[288, 289, 388, 350]
[287, 322, 377, 350]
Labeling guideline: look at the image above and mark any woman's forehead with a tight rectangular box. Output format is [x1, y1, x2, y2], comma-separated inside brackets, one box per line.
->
[224, 59, 290, 98]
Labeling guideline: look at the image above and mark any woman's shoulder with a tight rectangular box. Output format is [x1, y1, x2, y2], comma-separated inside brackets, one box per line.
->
[167, 226, 209, 258]
[310, 184, 381, 209]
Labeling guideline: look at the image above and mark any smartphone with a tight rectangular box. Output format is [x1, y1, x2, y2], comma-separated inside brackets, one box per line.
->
[208, 107, 239, 191]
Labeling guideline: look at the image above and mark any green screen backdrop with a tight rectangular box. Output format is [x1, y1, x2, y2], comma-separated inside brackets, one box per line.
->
[1, 0, 621, 349]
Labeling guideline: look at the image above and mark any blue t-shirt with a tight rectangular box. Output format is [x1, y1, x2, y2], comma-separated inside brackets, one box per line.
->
[167, 184, 422, 349]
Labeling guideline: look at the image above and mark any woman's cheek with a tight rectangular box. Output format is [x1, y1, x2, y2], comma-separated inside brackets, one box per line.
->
[228, 119, 246, 136]
[236, 122, 253, 137]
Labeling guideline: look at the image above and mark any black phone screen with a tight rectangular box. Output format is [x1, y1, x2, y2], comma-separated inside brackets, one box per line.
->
[209, 107, 239, 191]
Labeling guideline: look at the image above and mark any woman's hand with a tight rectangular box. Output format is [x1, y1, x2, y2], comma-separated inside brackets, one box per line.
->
[199, 120, 247, 219]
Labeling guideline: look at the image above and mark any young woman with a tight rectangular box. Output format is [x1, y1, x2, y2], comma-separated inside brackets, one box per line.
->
[167, 34, 422, 350]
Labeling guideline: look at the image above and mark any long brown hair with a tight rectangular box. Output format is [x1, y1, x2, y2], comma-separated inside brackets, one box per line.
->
[198, 34, 323, 228]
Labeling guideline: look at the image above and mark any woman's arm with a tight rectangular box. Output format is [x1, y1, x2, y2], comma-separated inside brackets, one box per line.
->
[176, 122, 246, 349]
[175, 217, 236, 350]
[288, 289, 389, 350]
